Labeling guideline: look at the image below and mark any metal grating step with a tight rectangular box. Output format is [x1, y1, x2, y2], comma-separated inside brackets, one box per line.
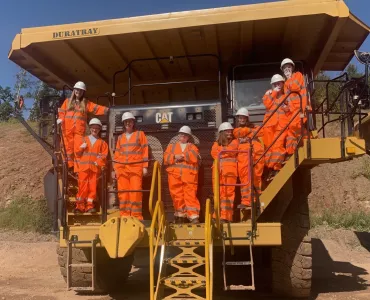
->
[168, 240, 205, 247]
[163, 277, 206, 285]
[226, 285, 255, 291]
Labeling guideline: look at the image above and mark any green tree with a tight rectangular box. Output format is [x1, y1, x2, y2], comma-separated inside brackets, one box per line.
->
[0, 86, 14, 121]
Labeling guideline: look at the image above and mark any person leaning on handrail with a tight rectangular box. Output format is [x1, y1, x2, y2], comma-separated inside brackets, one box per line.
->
[233, 108, 264, 214]
[262, 74, 290, 180]
[57, 81, 109, 172]
[281, 58, 311, 155]
[211, 122, 238, 224]
[164, 126, 201, 224]
[113, 112, 148, 220]
[74, 118, 108, 214]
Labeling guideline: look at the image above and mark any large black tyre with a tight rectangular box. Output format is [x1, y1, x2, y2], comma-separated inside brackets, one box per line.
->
[271, 169, 312, 298]
[57, 245, 133, 292]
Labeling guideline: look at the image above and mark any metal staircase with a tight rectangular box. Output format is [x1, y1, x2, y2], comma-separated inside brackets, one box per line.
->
[150, 200, 213, 300]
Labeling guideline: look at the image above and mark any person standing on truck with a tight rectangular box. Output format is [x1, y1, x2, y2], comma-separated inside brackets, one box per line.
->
[233, 108, 264, 212]
[164, 126, 201, 224]
[113, 112, 149, 220]
[263, 74, 290, 179]
[74, 118, 108, 213]
[57, 81, 109, 171]
[211, 122, 238, 223]
[281, 58, 311, 155]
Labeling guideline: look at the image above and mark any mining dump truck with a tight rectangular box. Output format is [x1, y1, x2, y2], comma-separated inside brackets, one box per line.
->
[8, 0, 370, 298]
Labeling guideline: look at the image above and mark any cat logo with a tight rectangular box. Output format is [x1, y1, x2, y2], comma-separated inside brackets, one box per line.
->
[156, 112, 173, 124]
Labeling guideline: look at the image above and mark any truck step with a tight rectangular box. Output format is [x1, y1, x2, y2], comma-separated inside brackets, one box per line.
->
[163, 277, 206, 285]
[168, 258, 206, 264]
[170, 224, 205, 229]
[168, 240, 205, 247]
[225, 285, 255, 291]
[69, 263, 93, 268]
[70, 286, 95, 292]
[224, 261, 251, 266]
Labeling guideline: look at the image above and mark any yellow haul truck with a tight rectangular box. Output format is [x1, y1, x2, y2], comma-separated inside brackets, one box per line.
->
[8, 0, 370, 298]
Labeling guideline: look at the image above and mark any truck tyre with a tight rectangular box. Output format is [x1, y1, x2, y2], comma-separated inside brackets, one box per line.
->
[57, 245, 133, 292]
[271, 170, 312, 298]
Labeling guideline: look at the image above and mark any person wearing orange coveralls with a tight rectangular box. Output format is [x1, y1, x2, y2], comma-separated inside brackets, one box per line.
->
[233, 108, 264, 211]
[113, 112, 148, 220]
[164, 126, 200, 224]
[281, 58, 311, 155]
[74, 118, 108, 213]
[57, 81, 109, 171]
[262, 74, 290, 178]
[211, 122, 238, 223]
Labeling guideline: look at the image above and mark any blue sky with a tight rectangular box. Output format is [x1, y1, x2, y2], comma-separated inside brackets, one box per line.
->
[0, 0, 369, 91]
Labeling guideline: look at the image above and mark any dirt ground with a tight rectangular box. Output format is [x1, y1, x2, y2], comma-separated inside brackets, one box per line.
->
[0, 122, 51, 207]
[0, 226, 369, 300]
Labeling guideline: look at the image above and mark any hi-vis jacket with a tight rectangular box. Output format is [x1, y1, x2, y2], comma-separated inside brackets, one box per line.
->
[58, 99, 108, 135]
[262, 91, 290, 128]
[211, 139, 239, 175]
[113, 131, 149, 175]
[75, 137, 108, 173]
[284, 72, 310, 124]
[164, 142, 200, 184]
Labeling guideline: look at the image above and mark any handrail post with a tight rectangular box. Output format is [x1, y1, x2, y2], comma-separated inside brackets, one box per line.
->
[205, 199, 210, 300]
[214, 159, 220, 229]
[149, 161, 158, 216]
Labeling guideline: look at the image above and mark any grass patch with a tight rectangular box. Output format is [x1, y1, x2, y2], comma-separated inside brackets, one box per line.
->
[311, 210, 370, 232]
[0, 197, 52, 234]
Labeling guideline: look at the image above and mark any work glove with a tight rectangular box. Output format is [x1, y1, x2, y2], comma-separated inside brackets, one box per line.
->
[265, 89, 273, 95]
[80, 142, 87, 149]
[273, 86, 282, 92]
[143, 167, 148, 177]
[93, 162, 98, 166]
[57, 119, 63, 125]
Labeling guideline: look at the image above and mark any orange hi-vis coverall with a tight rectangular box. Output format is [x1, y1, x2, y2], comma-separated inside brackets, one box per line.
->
[285, 72, 310, 155]
[75, 136, 108, 212]
[164, 142, 200, 220]
[233, 127, 264, 206]
[58, 99, 108, 170]
[211, 139, 238, 222]
[262, 91, 290, 171]
[113, 130, 148, 220]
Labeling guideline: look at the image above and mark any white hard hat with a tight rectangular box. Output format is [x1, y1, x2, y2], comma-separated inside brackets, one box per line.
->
[218, 122, 233, 133]
[179, 125, 192, 135]
[89, 118, 102, 127]
[73, 81, 86, 91]
[236, 107, 249, 117]
[280, 58, 295, 70]
[122, 112, 135, 122]
[271, 74, 285, 84]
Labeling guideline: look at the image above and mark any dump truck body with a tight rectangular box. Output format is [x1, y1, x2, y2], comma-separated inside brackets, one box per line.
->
[8, 0, 370, 298]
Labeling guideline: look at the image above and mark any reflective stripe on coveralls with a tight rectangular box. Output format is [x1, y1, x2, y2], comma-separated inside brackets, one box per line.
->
[113, 130, 149, 220]
[211, 139, 238, 221]
[164, 142, 200, 219]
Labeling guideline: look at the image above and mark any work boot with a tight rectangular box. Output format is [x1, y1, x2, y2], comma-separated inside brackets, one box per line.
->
[189, 218, 200, 224]
[174, 216, 186, 224]
[86, 208, 97, 213]
[73, 208, 83, 214]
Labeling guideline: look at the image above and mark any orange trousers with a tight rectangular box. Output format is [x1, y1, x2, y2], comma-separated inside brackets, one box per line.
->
[266, 130, 287, 171]
[213, 173, 237, 222]
[117, 171, 143, 220]
[76, 170, 98, 211]
[62, 131, 83, 170]
[287, 121, 309, 155]
[168, 174, 200, 220]
[263, 127, 275, 150]
[239, 162, 263, 206]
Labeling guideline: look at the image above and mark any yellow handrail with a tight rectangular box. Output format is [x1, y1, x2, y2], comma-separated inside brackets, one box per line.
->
[213, 159, 220, 230]
[149, 200, 166, 300]
[149, 161, 161, 216]
[205, 198, 212, 300]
